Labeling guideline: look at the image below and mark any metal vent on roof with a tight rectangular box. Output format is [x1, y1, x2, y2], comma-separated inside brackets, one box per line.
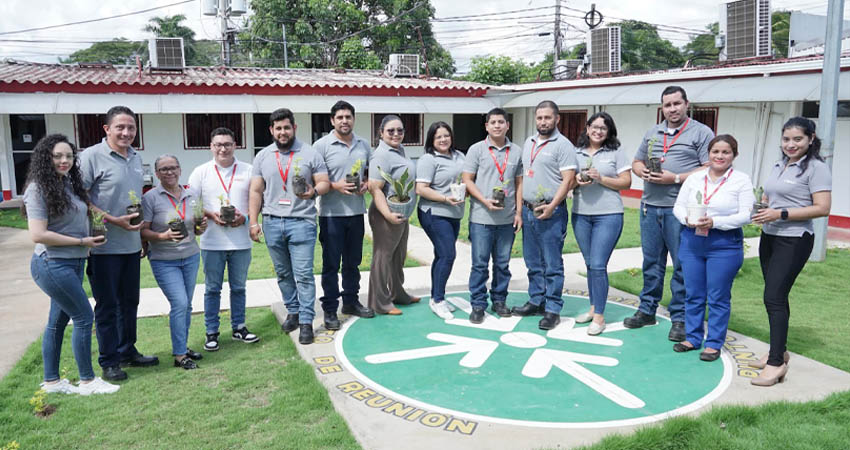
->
[720, 0, 772, 61]
[386, 54, 420, 77]
[587, 26, 621, 74]
[148, 38, 185, 70]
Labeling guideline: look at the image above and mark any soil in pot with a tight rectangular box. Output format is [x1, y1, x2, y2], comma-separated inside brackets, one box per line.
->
[492, 189, 506, 208]
[647, 157, 663, 174]
[126, 204, 143, 226]
[292, 175, 308, 196]
[220, 205, 236, 224]
[91, 226, 107, 239]
[168, 219, 188, 240]
[345, 173, 361, 191]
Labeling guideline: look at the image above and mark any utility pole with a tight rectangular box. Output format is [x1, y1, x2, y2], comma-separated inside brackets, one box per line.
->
[282, 24, 289, 68]
[810, 0, 845, 262]
[219, 0, 231, 66]
[554, 0, 562, 59]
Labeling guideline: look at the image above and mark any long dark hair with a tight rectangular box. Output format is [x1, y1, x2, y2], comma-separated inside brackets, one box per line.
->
[576, 112, 620, 150]
[22, 134, 89, 218]
[424, 121, 454, 155]
[782, 117, 823, 177]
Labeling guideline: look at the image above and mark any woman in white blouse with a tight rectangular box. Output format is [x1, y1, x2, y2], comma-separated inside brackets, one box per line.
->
[672, 135, 754, 362]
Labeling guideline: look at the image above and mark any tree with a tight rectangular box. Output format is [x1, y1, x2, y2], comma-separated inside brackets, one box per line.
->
[772, 11, 791, 58]
[464, 55, 528, 85]
[609, 20, 685, 71]
[244, 0, 455, 77]
[683, 23, 720, 66]
[143, 14, 205, 65]
[61, 39, 144, 65]
[337, 39, 382, 70]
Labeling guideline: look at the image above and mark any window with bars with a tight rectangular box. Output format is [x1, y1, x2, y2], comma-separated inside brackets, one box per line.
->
[372, 114, 423, 147]
[558, 111, 587, 146]
[656, 107, 718, 134]
[75, 114, 143, 150]
[184, 114, 244, 149]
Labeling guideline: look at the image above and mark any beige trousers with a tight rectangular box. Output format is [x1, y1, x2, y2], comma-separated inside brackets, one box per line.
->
[367, 203, 413, 313]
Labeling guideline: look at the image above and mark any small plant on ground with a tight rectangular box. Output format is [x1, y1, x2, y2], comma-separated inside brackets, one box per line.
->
[1, 441, 20, 450]
[29, 389, 55, 418]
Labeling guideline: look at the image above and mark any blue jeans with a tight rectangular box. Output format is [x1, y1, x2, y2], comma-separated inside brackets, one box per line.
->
[31, 254, 95, 382]
[263, 216, 317, 324]
[318, 215, 364, 312]
[638, 204, 686, 322]
[418, 208, 461, 302]
[150, 253, 201, 356]
[572, 213, 624, 315]
[202, 249, 251, 333]
[522, 203, 568, 313]
[88, 252, 141, 368]
[469, 222, 515, 309]
[679, 228, 744, 350]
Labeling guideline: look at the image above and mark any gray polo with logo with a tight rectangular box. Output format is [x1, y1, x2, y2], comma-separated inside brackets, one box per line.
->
[252, 139, 328, 219]
[634, 119, 713, 207]
[314, 132, 370, 217]
[79, 138, 143, 254]
[416, 150, 466, 219]
[23, 181, 90, 259]
[141, 185, 202, 261]
[520, 131, 577, 204]
[573, 146, 632, 215]
[762, 156, 832, 237]
[463, 138, 523, 225]
[368, 141, 417, 202]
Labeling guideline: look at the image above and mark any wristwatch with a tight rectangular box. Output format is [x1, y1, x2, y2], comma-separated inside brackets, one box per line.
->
[674, 174, 681, 184]
[781, 209, 789, 220]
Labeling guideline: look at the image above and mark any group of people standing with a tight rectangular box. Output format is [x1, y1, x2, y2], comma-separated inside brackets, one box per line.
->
[24, 85, 831, 395]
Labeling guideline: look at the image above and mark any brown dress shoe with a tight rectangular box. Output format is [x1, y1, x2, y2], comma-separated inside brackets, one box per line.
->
[386, 308, 403, 315]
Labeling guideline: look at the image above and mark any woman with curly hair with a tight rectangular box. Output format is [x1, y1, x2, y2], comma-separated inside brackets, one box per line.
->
[23, 134, 120, 395]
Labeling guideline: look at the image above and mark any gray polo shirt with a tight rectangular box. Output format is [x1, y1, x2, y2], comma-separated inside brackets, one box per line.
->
[314, 132, 370, 217]
[762, 156, 832, 237]
[141, 185, 201, 261]
[634, 119, 713, 207]
[252, 139, 328, 219]
[416, 150, 466, 219]
[368, 141, 417, 202]
[520, 131, 577, 204]
[79, 139, 143, 255]
[572, 146, 632, 215]
[23, 181, 89, 259]
[463, 137, 523, 225]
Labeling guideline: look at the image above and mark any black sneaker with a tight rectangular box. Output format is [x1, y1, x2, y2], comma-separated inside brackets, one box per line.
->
[102, 366, 127, 381]
[119, 354, 159, 367]
[539, 312, 561, 330]
[232, 327, 260, 343]
[623, 311, 657, 329]
[324, 311, 341, 331]
[668, 321, 686, 342]
[281, 314, 299, 334]
[491, 302, 512, 317]
[469, 307, 486, 324]
[185, 348, 203, 360]
[341, 303, 375, 318]
[512, 301, 545, 316]
[204, 332, 220, 351]
[174, 357, 198, 370]
[298, 324, 314, 345]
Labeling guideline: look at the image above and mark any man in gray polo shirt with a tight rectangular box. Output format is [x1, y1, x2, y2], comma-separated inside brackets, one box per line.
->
[249, 108, 330, 345]
[314, 100, 375, 330]
[79, 106, 158, 381]
[626, 86, 714, 341]
[462, 107, 523, 324]
[511, 101, 577, 330]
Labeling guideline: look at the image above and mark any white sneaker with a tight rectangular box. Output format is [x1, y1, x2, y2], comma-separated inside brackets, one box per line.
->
[574, 312, 593, 323]
[77, 377, 120, 396]
[587, 321, 606, 336]
[429, 299, 454, 320]
[40, 378, 78, 394]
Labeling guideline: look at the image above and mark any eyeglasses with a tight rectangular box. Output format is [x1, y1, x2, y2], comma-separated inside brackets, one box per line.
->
[212, 142, 235, 149]
[385, 128, 405, 135]
[589, 126, 608, 132]
[157, 166, 180, 173]
[52, 154, 75, 161]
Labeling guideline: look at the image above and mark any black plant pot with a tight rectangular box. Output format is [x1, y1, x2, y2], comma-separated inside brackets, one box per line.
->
[751, 202, 768, 218]
[647, 157, 663, 174]
[126, 204, 143, 226]
[220, 205, 236, 224]
[91, 226, 107, 239]
[168, 219, 188, 240]
[292, 175, 308, 196]
[492, 189, 505, 208]
[345, 173, 361, 191]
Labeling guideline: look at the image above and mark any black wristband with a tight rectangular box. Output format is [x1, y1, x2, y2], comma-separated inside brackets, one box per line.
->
[780, 209, 789, 220]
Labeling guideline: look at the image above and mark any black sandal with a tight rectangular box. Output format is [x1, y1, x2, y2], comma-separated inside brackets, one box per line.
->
[673, 342, 698, 352]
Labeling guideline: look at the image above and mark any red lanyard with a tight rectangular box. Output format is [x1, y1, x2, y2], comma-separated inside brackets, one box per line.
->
[703, 169, 732, 205]
[168, 195, 187, 220]
[661, 118, 690, 162]
[529, 139, 550, 168]
[214, 163, 237, 196]
[275, 151, 295, 191]
[487, 140, 511, 182]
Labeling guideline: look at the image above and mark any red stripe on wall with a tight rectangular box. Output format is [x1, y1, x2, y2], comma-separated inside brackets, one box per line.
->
[2, 190, 11, 201]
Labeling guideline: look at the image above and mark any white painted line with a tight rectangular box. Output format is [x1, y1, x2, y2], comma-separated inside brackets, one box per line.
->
[365, 332, 499, 368]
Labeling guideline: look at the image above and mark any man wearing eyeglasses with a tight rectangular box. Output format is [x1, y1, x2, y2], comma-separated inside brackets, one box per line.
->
[187, 127, 259, 353]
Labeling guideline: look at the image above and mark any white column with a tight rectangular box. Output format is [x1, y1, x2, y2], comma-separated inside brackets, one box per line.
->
[0, 115, 13, 200]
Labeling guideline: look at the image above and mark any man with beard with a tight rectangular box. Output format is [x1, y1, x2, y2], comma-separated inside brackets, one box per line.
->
[249, 108, 330, 344]
[313, 101, 375, 330]
[625, 86, 713, 341]
[511, 101, 577, 330]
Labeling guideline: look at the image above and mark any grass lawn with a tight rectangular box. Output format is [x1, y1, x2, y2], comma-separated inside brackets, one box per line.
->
[0, 207, 27, 229]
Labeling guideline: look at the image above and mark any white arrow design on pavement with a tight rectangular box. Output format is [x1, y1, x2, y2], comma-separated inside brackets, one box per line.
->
[546, 319, 626, 347]
[443, 296, 522, 332]
[522, 348, 646, 409]
[365, 332, 499, 368]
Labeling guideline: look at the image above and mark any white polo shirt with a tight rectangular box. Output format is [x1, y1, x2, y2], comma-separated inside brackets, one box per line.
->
[187, 158, 253, 251]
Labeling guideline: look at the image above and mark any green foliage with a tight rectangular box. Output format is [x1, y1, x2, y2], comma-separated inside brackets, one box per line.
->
[534, 185, 549, 202]
[143, 14, 205, 65]
[492, 179, 509, 192]
[772, 10, 791, 58]
[349, 159, 364, 176]
[28, 389, 47, 415]
[378, 167, 414, 202]
[1, 441, 20, 450]
[337, 39, 382, 69]
[127, 190, 140, 206]
[465, 55, 528, 86]
[61, 39, 144, 65]
[695, 191, 704, 205]
[0, 209, 27, 229]
[89, 209, 107, 229]
[753, 186, 764, 201]
[292, 157, 303, 177]
[610, 20, 686, 71]
[683, 23, 720, 65]
[217, 193, 229, 207]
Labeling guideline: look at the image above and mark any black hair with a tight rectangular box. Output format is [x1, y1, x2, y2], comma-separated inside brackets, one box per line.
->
[424, 121, 454, 155]
[379, 114, 402, 133]
[105, 106, 136, 125]
[485, 108, 508, 122]
[21, 134, 88, 218]
[576, 111, 620, 150]
[708, 134, 738, 157]
[210, 127, 235, 141]
[331, 100, 355, 118]
[782, 116, 823, 177]
[535, 100, 560, 115]
[660, 86, 688, 103]
[269, 108, 295, 126]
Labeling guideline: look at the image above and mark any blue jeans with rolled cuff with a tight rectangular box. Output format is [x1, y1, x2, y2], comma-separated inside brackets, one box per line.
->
[202, 249, 252, 334]
[522, 202, 568, 314]
[150, 253, 201, 356]
[572, 212, 624, 315]
[263, 215, 318, 324]
[469, 222, 515, 310]
[418, 208, 461, 303]
[638, 204, 686, 322]
[318, 215, 364, 312]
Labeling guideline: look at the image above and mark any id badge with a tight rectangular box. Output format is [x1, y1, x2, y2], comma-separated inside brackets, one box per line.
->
[278, 198, 292, 206]
[526, 169, 534, 178]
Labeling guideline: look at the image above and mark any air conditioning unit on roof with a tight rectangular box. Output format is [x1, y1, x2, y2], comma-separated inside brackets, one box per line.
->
[148, 38, 185, 70]
[719, 0, 772, 61]
[386, 54, 420, 77]
[586, 26, 621, 74]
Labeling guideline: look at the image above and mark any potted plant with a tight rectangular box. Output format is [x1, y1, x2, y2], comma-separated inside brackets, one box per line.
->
[687, 191, 708, 226]
[645, 136, 662, 174]
[751, 186, 767, 218]
[167, 201, 188, 240]
[191, 197, 205, 235]
[579, 157, 593, 182]
[491, 179, 509, 208]
[346, 159, 364, 191]
[217, 193, 236, 224]
[378, 167, 416, 219]
[532, 185, 550, 218]
[291, 157, 308, 196]
[449, 173, 466, 202]
[126, 190, 143, 225]
[90, 209, 108, 238]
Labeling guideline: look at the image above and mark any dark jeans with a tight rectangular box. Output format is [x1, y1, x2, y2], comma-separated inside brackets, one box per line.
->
[319, 215, 365, 312]
[417, 208, 460, 302]
[522, 203, 568, 314]
[759, 231, 814, 366]
[638, 204, 686, 322]
[88, 252, 141, 368]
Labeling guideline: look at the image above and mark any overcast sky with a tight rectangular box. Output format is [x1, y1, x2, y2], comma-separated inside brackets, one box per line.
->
[0, 0, 843, 72]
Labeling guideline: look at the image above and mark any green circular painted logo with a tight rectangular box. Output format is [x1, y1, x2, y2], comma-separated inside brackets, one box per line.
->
[336, 292, 731, 428]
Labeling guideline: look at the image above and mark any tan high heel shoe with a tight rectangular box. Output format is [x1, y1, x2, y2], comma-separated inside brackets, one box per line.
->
[749, 351, 790, 369]
[751, 363, 788, 387]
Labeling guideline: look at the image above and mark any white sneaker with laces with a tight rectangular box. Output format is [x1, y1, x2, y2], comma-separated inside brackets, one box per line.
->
[587, 321, 606, 336]
[429, 299, 454, 320]
[40, 378, 78, 394]
[77, 377, 120, 396]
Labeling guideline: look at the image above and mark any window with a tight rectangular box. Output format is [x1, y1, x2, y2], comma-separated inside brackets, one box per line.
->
[451, 113, 514, 153]
[75, 114, 143, 149]
[184, 114, 244, 149]
[253, 113, 273, 155]
[311, 113, 333, 144]
[656, 107, 718, 133]
[372, 114, 423, 147]
[802, 101, 850, 118]
[558, 110, 587, 146]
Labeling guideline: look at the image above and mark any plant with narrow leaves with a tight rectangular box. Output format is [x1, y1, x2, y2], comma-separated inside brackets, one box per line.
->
[695, 191, 704, 205]
[492, 179, 510, 192]
[293, 157, 303, 177]
[217, 193, 230, 207]
[192, 196, 204, 220]
[585, 158, 594, 169]
[378, 167, 414, 202]
[646, 136, 659, 159]
[90, 209, 107, 228]
[349, 159, 363, 176]
[753, 186, 764, 201]
[127, 190, 140, 205]
[534, 185, 549, 202]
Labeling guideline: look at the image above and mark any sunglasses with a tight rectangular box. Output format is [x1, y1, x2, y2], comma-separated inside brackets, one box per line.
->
[385, 128, 405, 135]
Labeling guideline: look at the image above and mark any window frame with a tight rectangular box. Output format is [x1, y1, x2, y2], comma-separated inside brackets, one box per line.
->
[74, 113, 144, 150]
[656, 106, 719, 134]
[371, 113, 424, 148]
[182, 113, 246, 150]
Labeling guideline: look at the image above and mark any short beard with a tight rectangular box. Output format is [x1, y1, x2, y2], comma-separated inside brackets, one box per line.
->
[537, 126, 554, 138]
[274, 138, 294, 151]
